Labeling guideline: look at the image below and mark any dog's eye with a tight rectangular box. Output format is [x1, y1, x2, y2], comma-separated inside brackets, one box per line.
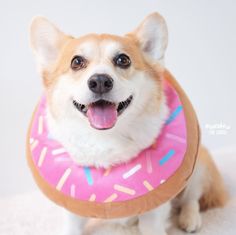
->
[71, 56, 87, 70]
[113, 54, 131, 69]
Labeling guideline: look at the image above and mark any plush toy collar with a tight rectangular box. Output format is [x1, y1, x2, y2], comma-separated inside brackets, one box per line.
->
[29, 81, 187, 202]
[27, 71, 199, 218]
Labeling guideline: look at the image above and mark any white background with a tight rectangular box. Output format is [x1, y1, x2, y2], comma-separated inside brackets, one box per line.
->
[0, 0, 235, 196]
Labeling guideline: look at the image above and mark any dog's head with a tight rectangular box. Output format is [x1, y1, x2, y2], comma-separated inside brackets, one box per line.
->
[30, 13, 168, 131]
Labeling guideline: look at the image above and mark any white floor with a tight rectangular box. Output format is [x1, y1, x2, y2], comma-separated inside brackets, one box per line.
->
[0, 151, 235, 235]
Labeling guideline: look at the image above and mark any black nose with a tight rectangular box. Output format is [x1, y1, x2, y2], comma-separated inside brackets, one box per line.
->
[88, 74, 114, 94]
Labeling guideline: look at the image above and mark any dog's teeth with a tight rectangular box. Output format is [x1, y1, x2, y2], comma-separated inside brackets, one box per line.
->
[81, 105, 88, 112]
[74, 101, 79, 108]
[73, 100, 88, 113]
[116, 95, 133, 114]
[83, 106, 88, 112]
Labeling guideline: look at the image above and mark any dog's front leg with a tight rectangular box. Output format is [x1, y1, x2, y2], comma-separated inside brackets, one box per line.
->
[62, 211, 87, 235]
[138, 202, 171, 235]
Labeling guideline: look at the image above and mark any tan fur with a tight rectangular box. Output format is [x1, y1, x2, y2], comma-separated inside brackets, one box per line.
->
[198, 145, 229, 210]
[43, 34, 160, 86]
[40, 33, 164, 122]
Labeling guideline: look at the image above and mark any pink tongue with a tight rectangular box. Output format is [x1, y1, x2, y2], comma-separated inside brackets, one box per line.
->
[87, 103, 117, 129]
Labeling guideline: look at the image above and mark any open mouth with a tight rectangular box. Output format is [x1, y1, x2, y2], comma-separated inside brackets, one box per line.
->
[73, 95, 133, 130]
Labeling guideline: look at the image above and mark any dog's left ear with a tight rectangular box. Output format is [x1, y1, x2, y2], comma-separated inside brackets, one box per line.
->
[131, 12, 168, 64]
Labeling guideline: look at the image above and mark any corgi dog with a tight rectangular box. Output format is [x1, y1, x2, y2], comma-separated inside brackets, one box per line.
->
[30, 12, 228, 235]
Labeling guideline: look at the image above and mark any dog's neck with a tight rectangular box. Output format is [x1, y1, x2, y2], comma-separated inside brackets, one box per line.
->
[47, 98, 168, 168]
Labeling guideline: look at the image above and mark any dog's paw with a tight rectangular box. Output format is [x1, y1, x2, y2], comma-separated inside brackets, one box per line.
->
[178, 205, 202, 233]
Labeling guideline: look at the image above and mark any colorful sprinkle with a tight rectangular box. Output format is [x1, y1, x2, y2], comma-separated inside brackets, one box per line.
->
[31, 139, 39, 151]
[104, 193, 118, 202]
[165, 105, 183, 125]
[114, 184, 136, 195]
[38, 115, 43, 135]
[159, 149, 175, 166]
[56, 168, 72, 191]
[52, 148, 66, 155]
[84, 167, 93, 185]
[37, 147, 47, 167]
[143, 180, 154, 191]
[166, 133, 186, 144]
[123, 164, 142, 179]
[146, 152, 153, 174]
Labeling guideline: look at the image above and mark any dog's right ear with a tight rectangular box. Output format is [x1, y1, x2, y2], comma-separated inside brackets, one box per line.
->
[130, 12, 168, 65]
[30, 16, 69, 71]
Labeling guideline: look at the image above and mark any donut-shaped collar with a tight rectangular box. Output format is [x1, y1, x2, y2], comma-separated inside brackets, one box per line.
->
[27, 71, 199, 218]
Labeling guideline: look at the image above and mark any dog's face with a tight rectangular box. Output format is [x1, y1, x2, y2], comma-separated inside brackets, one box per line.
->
[30, 13, 168, 131]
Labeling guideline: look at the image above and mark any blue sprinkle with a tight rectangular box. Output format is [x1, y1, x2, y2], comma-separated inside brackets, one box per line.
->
[159, 149, 175, 165]
[83, 167, 93, 185]
[165, 105, 183, 125]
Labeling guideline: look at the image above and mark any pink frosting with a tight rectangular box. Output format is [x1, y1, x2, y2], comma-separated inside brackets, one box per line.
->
[29, 81, 187, 203]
